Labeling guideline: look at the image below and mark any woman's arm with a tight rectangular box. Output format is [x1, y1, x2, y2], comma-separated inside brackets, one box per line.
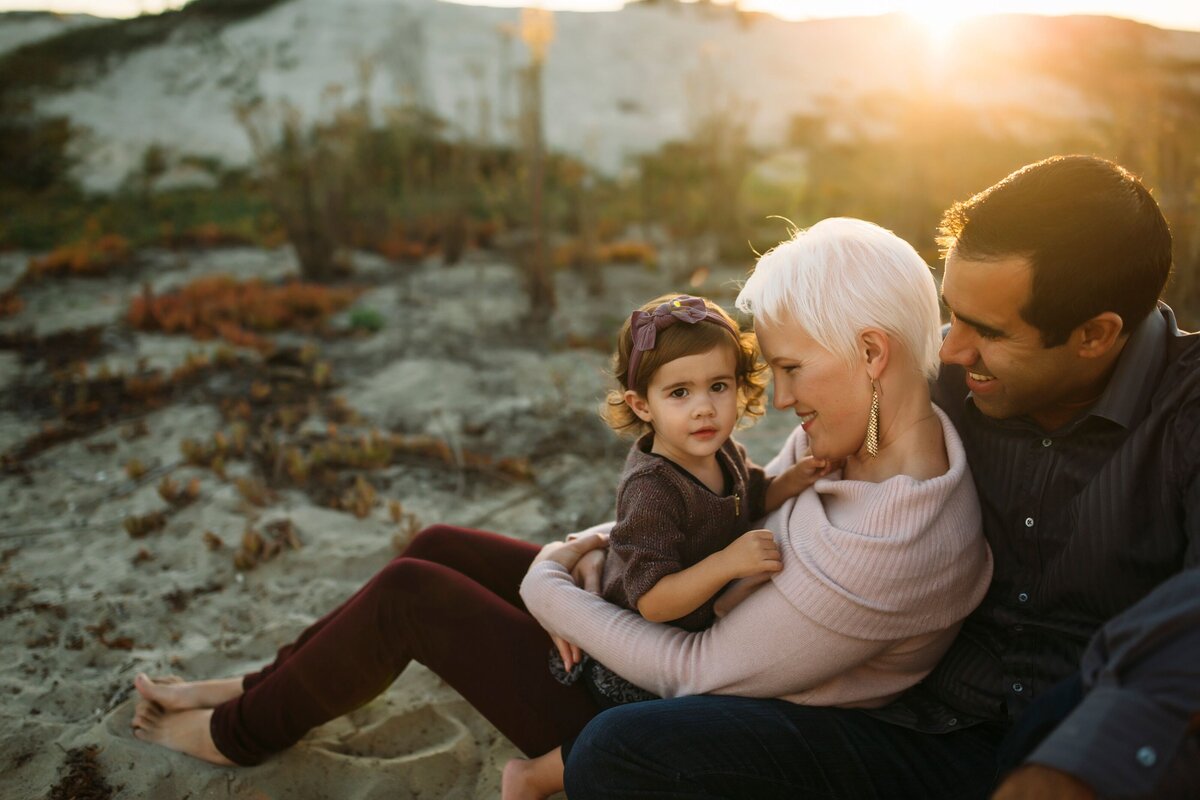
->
[521, 560, 887, 698]
[713, 573, 772, 618]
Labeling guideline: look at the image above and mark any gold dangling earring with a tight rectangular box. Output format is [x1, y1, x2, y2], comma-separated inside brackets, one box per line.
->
[866, 381, 880, 458]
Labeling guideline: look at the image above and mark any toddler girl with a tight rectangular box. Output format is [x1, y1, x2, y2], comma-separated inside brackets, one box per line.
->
[503, 294, 834, 799]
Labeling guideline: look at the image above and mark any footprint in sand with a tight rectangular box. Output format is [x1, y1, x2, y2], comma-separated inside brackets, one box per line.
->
[298, 705, 482, 798]
[322, 704, 469, 761]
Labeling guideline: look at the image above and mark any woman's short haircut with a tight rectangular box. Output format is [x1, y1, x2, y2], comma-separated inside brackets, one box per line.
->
[736, 217, 942, 380]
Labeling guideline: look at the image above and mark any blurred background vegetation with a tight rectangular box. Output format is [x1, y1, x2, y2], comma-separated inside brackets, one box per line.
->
[2, 0, 1199, 327]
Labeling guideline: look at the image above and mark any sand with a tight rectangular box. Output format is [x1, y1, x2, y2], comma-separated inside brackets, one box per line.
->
[0, 245, 795, 799]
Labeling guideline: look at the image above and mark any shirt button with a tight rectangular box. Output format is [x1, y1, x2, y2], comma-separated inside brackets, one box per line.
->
[1013, 624, 1024, 633]
[1012, 682, 1024, 693]
[1041, 438, 1052, 447]
[1024, 517, 1035, 527]
[1136, 746, 1157, 767]
[1018, 592, 1030, 603]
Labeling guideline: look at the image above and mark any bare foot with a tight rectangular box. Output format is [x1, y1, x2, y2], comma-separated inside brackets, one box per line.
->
[131, 707, 234, 766]
[502, 748, 564, 800]
[502, 758, 539, 800]
[134, 673, 243, 712]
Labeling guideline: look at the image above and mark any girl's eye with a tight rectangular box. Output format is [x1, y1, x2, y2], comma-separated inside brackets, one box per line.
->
[710, 381, 728, 393]
[782, 366, 799, 375]
[669, 388, 689, 398]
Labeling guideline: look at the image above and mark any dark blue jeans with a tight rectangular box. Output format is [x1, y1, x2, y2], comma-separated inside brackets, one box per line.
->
[562, 695, 1011, 800]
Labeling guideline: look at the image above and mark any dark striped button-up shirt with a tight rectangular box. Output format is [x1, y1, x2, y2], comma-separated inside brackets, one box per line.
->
[874, 305, 1200, 795]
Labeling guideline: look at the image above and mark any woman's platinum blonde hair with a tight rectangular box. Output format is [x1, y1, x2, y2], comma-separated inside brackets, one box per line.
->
[736, 217, 942, 379]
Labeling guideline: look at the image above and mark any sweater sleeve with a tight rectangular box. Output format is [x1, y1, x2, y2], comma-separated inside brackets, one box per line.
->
[521, 560, 888, 699]
[606, 469, 690, 610]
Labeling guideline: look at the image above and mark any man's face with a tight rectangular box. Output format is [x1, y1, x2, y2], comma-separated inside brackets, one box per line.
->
[939, 250, 1085, 428]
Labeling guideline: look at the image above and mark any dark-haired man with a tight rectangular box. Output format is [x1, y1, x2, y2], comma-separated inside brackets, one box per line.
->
[558, 156, 1200, 798]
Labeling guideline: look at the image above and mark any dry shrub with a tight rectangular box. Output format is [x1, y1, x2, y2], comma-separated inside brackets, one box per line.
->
[47, 745, 115, 800]
[233, 518, 302, 570]
[598, 240, 658, 265]
[0, 288, 22, 318]
[553, 238, 658, 269]
[340, 475, 377, 518]
[161, 221, 257, 250]
[125, 458, 147, 480]
[126, 275, 360, 351]
[158, 475, 200, 506]
[235, 476, 276, 507]
[26, 231, 131, 280]
[124, 510, 167, 538]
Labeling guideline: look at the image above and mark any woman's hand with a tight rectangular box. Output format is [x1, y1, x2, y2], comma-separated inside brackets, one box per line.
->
[571, 547, 606, 594]
[534, 532, 608, 671]
[533, 531, 609, 571]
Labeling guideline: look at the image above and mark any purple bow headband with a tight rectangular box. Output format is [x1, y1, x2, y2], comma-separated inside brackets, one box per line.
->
[626, 296, 738, 387]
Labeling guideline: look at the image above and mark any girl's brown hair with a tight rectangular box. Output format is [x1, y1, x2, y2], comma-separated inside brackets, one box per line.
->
[602, 294, 767, 436]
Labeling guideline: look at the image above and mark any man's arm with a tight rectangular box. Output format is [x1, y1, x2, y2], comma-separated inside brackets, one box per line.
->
[1014, 568, 1200, 797]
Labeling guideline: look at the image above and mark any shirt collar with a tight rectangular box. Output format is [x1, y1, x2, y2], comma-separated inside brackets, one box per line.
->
[1084, 305, 1168, 430]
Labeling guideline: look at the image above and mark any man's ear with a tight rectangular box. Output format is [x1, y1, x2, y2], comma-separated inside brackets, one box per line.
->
[860, 329, 890, 381]
[624, 390, 654, 423]
[1074, 312, 1124, 359]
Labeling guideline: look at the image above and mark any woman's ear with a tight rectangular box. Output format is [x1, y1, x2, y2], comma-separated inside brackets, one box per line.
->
[624, 390, 654, 423]
[860, 329, 890, 381]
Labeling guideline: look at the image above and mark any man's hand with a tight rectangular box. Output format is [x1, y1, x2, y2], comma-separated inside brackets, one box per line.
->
[992, 765, 1095, 800]
[717, 529, 782, 580]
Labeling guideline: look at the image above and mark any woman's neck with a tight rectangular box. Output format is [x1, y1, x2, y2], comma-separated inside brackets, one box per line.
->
[844, 376, 946, 483]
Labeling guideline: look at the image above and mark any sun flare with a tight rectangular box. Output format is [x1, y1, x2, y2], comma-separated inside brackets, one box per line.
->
[903, 3, 980, 44]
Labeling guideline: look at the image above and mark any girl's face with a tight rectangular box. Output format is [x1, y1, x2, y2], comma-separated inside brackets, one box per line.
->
[625, 345, 739, 469]
[755, 317, 872, 461]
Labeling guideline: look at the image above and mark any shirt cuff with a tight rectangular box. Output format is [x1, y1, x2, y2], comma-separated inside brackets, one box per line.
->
[1027, 684, 1193, 797]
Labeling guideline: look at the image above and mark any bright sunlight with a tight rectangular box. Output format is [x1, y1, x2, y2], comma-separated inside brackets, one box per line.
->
[901, 2, 980, 43]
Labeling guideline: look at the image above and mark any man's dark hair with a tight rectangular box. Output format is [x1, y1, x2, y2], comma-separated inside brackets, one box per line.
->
[937, 155, 1173, 347]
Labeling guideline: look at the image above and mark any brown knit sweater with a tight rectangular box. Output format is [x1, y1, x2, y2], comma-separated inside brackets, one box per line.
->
[600, 432, 772, 631]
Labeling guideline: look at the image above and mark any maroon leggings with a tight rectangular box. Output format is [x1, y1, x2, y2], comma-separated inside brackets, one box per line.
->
[209, 525, 602, 764]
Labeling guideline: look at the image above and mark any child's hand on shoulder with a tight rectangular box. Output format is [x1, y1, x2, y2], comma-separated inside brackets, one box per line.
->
[718, 529, 782, 579]
[780, 455, 841, 495]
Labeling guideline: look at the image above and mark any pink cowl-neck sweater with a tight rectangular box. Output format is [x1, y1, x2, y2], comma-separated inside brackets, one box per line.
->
[520, 404, 994, 708]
